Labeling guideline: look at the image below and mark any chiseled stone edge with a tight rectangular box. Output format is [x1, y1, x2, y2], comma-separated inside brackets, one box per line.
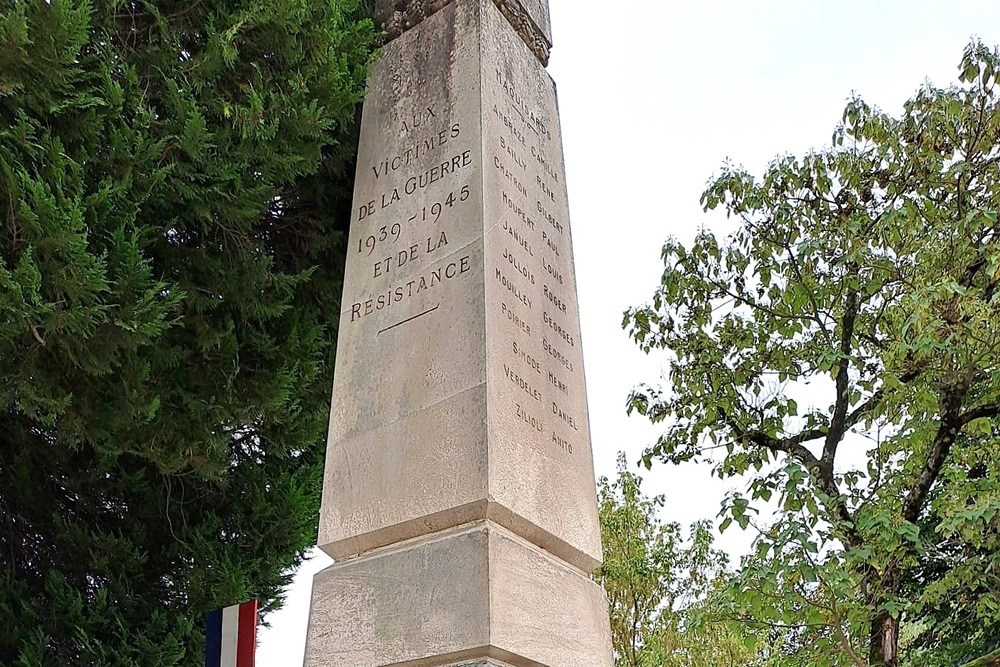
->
[489, 0, 551, 66]
[377, 0, 455, 40]
[391, 651, 535, 667]
[319, 498, 600, 575]
[377, 0, 552, 67]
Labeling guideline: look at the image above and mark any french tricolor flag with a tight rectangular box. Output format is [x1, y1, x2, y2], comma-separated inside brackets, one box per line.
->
[205, 600, 258, 667]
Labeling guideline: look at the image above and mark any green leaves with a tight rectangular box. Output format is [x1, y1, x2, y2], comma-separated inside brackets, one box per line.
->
[1, 0, 376, 663]
[597, 454, 767, 667]
[626, 40, 1000, 667]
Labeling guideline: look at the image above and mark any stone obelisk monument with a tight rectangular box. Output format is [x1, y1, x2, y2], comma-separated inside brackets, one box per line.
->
[304, 1, 612, 665]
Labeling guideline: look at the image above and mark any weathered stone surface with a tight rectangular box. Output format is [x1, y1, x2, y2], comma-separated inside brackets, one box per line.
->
[317, 0, 602, 573]
[514, 0, 551, 42]
[319, 0, 489, 559]
[479, 0, 601, 572]
[305, 527, 489, 667]
[489, 0, 551, 63]
[373, 0, 455, 41]
[374, 0, 551, 64]
[307, 0, 611, 664]
[304, 524, 613, 667]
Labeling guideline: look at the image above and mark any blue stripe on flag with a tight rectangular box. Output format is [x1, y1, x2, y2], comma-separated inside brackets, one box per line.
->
[205, 610, 223, 667]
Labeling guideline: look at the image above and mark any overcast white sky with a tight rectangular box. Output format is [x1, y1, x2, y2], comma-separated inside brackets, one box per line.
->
[256, 1, 1000, 663]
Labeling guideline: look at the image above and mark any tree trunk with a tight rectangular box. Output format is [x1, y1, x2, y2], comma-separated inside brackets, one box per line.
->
[866, 564, 901, 667]
[868, 610, 899, 667]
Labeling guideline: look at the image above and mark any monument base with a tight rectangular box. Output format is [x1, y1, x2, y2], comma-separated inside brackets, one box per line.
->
[303, 522, 612, 667]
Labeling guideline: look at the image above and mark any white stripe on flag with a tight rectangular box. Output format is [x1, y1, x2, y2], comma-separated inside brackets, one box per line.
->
[220, 604, 240, 667]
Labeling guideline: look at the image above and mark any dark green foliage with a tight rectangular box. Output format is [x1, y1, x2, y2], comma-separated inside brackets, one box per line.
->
[0, 0, 376, 663]
[900, 449, 1000, 666]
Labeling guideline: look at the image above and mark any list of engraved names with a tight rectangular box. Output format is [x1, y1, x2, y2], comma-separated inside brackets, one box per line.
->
[487, 65, 586, 460]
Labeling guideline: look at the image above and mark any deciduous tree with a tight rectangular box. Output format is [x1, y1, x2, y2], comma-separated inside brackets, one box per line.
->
[596, 453, 768, 667]
[625, 41, 1000, 667]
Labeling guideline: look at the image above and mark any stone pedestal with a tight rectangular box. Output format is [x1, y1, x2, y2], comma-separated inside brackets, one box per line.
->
[304, 1, 612, 665]
[306, 525, 609, 667]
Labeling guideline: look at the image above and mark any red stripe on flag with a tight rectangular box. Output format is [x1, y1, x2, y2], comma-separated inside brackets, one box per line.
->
[236, 600, 257, 667]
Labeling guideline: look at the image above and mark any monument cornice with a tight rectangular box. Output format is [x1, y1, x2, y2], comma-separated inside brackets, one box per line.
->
[376, 0, 552, 66]
[490, 0, 551, 66]
[376, 0, 452, 40]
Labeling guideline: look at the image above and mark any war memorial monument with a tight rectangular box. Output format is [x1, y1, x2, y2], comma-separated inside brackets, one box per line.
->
[303, 1, 613, 664]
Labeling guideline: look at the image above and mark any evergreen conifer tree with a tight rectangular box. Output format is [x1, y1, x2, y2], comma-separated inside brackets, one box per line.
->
[0, 1, 376, 663]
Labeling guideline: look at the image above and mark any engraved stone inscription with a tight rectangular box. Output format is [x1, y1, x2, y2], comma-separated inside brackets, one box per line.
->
[345, 113, 477, 333]
[318, 0, 602, 578]
[309, 5, 611, 664]
[483, 23, 591, 468]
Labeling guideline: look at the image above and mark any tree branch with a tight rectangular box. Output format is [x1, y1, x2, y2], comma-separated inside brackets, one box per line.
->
[902, 389, 965, 523]
[843, 359, 928, 431]
[741, 428, 820, 470]
[984, 276, 997, 304]
[788, 428, 829, 447]
[781, 234, 834, 347]
[720, 408, 860, 547]
[961, 402, 1000, 425]
[823, 267, 860, 474]
[958, 647, 1000, 667]
[708, 278, 818, 326]
[845, 390, 883, 428]
[960, 256, 987, 289]
[834, 615, 869, 667]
